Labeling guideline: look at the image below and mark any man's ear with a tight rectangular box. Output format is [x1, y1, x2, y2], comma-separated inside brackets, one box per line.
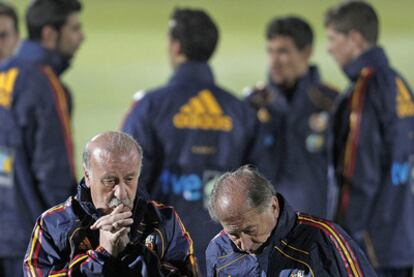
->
[83, 166, 91, 188]
[170, 38, 182, 56]
[349, 29, 366, 49]
[302, 45, 313, 62]
[271, 195, 279, 216]
[41, 25, 58, 49]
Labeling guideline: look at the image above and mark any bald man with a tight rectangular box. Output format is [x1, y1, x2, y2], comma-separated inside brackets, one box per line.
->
[206, 165, 375, 276]
[24, 131, 198, 276]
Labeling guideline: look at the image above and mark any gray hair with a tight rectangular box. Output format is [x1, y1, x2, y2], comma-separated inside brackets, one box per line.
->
[208, 165, 276, 222]
[82, 131, 143, 171]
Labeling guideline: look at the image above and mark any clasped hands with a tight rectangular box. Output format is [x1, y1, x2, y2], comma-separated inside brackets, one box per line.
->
[90, 204, 134, 257]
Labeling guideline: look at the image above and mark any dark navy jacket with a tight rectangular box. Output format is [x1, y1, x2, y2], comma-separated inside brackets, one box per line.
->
[122, 61, 261, 273]
[332, 47, 414, 268]
[244, 66, 339, 218]
[24, 181, 197, 276]
[0, 41, 76, 257]
[206, 194, 375, 276]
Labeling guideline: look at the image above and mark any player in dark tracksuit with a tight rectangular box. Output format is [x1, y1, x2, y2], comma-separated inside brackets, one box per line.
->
[325, 2, 414, 276]
[244, 17, 339, 219]
[0, 1, 84, 275]
[24, 180, 197, 276]
[207, 195, 376, 277]
[122, 9, 262, 274]
[206, 166, 375, 277]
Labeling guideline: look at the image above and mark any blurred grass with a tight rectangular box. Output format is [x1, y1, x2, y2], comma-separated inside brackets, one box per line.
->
[9, 0, 414, 175]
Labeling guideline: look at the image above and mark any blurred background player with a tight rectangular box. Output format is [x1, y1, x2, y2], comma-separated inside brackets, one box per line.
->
[122, 8, 262, 274]
[0, 1, 84, 276]
[0, 3, 21, 276]
[325, 1, 414, 276]
[244, 16, 339, 218]
[0, 2, 19, 64]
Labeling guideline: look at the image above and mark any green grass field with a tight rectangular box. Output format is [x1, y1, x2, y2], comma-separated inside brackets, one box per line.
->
[10, 0, 414, 174]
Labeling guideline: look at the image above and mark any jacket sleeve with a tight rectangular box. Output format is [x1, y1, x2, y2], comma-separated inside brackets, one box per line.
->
[320, 223, 376, 276]
[335, 71, 386, 244]
[205, 240, 219, 277]
[23, 217, 119, 276]
[24, 216, 170, 276]
[160, 205, 199, 276]
[121, 95, 163, 195]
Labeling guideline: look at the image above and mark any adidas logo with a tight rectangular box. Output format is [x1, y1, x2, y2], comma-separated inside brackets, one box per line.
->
[396, 77, 414, 118]
[0, 68, 19, 109]
[78, 237, 92, 251]
[173, 89, 233, 131]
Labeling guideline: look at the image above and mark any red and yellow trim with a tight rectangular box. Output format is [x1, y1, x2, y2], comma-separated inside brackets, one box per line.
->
[150, 201, 198, 273]
[26, 224, 43, 277]
[298, 215, 363, 277]
[340, 67, 373, 217]
[44, 204, 66, 216]
[173, 209, 198, 273]
[343, 67, 373, 180]
[41, 66, 76, 180]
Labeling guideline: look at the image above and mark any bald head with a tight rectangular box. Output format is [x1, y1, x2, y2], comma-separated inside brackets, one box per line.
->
[208, 165, 276, 222]
[83, 131, 143, 172]
[209, 166, 279, 254]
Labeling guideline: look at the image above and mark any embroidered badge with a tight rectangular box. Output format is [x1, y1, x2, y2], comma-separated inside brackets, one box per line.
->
[305, 134, 324, 152]
[257, 107, 271, 123]
[308, 112, 328, 132]
[145, 234, 156, 251]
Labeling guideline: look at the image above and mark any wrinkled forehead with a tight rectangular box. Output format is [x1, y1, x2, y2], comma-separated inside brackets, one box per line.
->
[220, 207, 262, 230]
[91, 148, 139, 168]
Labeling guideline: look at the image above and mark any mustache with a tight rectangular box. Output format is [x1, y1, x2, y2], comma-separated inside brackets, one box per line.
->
[108, 197, 133, 209]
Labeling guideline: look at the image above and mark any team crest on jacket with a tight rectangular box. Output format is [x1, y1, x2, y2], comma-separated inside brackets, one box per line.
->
[145, 234, 156, 252]
[257, 107, 271, 123]
[173, 89, 233, 131]
[306, 134, 324, 152]
[308, 112, 328, 132]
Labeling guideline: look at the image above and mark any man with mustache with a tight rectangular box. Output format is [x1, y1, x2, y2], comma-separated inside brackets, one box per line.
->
[24, 131, 198, 276]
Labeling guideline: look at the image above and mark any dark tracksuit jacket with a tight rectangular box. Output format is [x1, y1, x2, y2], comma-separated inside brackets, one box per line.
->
[122, 61, 262, 273]
[0, 41, 76, 259]
[332, 47, 414, 269]
[244, 66, 339, 218]
[24, 181, 198, 276]
[206, 194, 375, 276]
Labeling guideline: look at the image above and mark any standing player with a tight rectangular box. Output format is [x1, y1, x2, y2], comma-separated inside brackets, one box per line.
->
[325, 1, 414, 275]
[0, 1, 84, 276]
[122, 8, 261, 273]
[244, 16, 339, 218]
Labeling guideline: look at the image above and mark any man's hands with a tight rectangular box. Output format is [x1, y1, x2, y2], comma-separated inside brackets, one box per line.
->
[91, 204, 134, 257]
